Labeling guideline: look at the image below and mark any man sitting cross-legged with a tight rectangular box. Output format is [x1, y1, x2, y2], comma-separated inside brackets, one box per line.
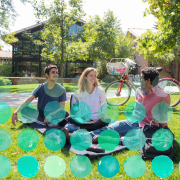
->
[66, 67, 170, 143]
[12, 64, 69, 135]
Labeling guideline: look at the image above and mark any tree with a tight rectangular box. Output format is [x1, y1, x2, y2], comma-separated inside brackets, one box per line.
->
[137, 0, 180, 55]
[67, 10, 135, 62]
[31, 0, 85, 84]
[136, 29, 175, 66]
[0, 0, 29, 47]
[68, 10, 135, 80]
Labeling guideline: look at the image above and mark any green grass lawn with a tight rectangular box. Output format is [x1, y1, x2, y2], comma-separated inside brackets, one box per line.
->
[0, 83, 111, 93]
[1, 96, 180, 179]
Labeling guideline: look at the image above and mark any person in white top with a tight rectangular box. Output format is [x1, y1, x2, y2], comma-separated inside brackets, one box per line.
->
[65, 67, 108, 131]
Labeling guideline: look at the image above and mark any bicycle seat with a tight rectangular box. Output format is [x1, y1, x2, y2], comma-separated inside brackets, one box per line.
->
[155, 67, 163, 72]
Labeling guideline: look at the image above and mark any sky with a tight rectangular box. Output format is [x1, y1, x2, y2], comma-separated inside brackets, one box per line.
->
[2, 0, 157, 51]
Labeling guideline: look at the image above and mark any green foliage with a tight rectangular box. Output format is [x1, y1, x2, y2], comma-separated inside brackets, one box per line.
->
[96, 60, 109, 80]
[69, 10, 135, 62]
[0, 64, 15, 77]
[0, 77, 11, 86]
[30, 0, 85, 84]
[0, 0, 28, 47]
[140, 0, 180, 55]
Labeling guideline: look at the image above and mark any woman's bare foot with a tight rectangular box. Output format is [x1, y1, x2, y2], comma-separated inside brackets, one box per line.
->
[92, 135, 99, 144]
[44, 118, 50, 124]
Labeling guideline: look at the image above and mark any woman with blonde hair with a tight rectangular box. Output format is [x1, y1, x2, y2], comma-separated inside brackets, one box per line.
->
[65, 67, 108, 131]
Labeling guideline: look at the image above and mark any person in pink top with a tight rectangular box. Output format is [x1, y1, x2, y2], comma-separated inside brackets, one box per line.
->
[91, 67, 170, 142]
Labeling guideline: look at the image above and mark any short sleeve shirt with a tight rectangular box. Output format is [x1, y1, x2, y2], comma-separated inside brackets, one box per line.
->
[32, 82, 66, 111]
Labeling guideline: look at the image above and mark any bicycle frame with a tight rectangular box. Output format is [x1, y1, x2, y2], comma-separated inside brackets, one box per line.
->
[116, 75, 137, 94]
[116, 76, 180, 95]
[160, 78, 179, 84]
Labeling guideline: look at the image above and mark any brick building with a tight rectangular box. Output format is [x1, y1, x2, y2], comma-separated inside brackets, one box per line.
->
[0, 49, 12, 65]
[126, 28, 179, 80]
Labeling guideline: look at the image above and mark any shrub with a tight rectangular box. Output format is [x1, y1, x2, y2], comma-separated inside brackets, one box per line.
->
[0, 77, 6, 86]
[0, 64, 15, 77]
[0, 77, 12, 86]
[4, 78, 12, 85]
[96, 60, 109, 80]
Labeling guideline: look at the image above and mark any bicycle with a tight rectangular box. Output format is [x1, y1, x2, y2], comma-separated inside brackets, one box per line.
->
[105, 58, 180, 107]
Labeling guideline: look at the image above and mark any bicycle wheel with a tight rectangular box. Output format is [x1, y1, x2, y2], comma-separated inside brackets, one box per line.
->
[158, 79, 180, 107]
[105, 80, 131, 106]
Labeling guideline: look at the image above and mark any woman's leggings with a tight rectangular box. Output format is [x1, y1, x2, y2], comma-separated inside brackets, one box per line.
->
[66, 115, 108, 131]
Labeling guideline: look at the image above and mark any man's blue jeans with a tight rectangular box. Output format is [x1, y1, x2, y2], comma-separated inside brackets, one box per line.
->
[90, 120, 140, 137]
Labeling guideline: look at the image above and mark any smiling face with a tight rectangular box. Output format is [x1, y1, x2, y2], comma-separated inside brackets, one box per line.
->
[46, 68, 59, 82]
[86, 70, 97, 86]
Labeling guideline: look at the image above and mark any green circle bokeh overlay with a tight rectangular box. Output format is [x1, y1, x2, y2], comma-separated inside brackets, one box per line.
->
[70, 156, 92, 177]
[44, 101, 66, 123]
[124, 129, 146, 151]
[152, 129, 173, 151]
[17, 129, 39, 151]
[152, 101, 173, 123]
[124, 101, 146, 123]
[0, 129, 11, 151]
[0, 156, 11, 178]
[70, 129, 92, 151]
[44, 129, 66, 151]
[44, 156, 66, 177]
[17, 156, 39, 178]
[98, 102, 120, 123]
[124, 156, 146, 177]
[0, 101, 11, 123]
[98, 129, 120, 151]
[151, 156, 173, 177]
[98, 155, 119, 178]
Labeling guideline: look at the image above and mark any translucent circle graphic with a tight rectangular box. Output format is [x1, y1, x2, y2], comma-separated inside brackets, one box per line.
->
[98, 102, 120, 123]
[0, 101, 11, 123]
[44, 101, 66, 123]
[0, 156, 11, 178]
[152, 129, 173, 151]
[44, 129, 66, 151]
[44, 82, 66, 98]
[17, 129, 39, 151]
[70, 101, 92, 123]
[178, 136, 180, 146]
[151, 76, 159, 87]
[0, 76, 11, 97]
[98, 129, 120, 151]
[70, 155, 92, 177]
[17, 156, 39, 178]
[44, 156, 66, 177]
[124, 156, 146, 177]
[124, 101, 146, 123]
[17, 101, 38, 123]
[151, 156, 173, 177]
[0, 129, 11, 151]
[152, 101, 173, 123]
[17, 78, 39, 97]
[70, 129, 92, 151]
[98, 155, 119, 178]
[124, 129, 146, 151]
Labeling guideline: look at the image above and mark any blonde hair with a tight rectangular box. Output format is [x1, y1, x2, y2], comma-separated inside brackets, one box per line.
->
[78, 67, 100, 92]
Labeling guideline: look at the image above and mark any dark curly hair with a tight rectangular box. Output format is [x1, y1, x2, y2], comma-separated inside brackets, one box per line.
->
[141, 67, 159, 86]
[44, 64, 58, 75]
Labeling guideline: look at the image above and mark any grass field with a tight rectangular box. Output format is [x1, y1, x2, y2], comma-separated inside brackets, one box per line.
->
[0, 83, 111, 93]
[1, 95, 180, 179]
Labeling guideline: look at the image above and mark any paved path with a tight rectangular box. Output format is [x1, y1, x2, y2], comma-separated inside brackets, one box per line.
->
[0, 92, 72, 107]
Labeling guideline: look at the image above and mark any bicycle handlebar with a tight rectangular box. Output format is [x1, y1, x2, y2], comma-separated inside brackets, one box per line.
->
[135, 64, 141, 67]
